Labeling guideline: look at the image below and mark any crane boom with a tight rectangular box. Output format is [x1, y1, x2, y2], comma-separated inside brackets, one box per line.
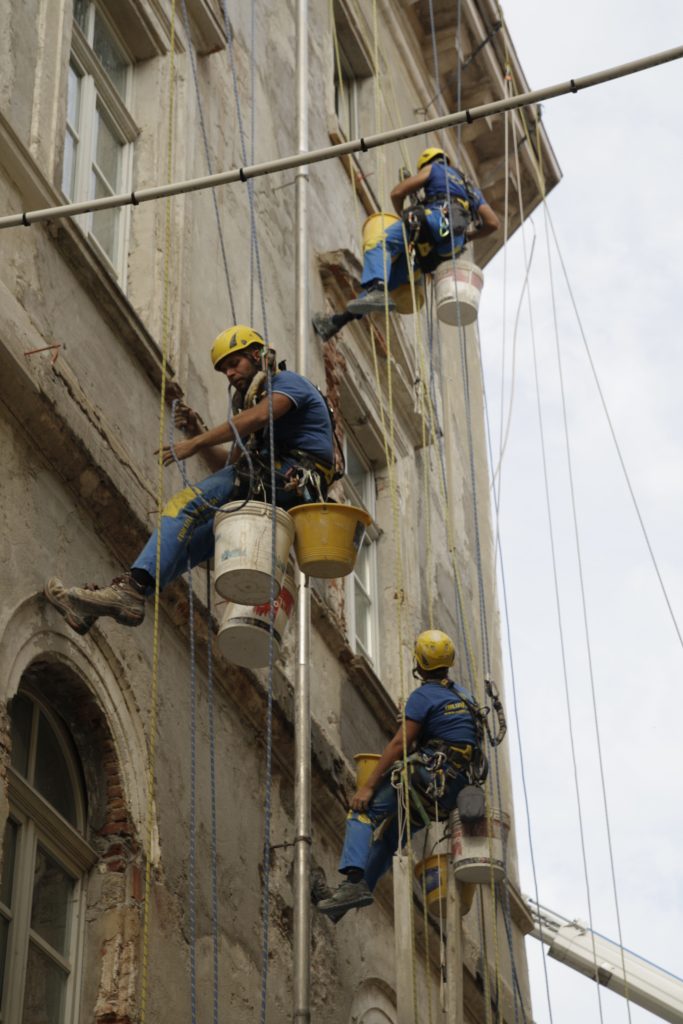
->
[526, 899, 683, 1024]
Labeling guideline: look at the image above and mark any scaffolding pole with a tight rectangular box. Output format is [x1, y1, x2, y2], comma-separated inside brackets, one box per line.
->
[1, 44, 682, 229]
[292, 0, 311, 1020]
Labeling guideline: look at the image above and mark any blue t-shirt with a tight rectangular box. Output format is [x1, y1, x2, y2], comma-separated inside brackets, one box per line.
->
[405, 680, 478, 747]
[423, 162, 486, 214]
[269, 370, 334, 464]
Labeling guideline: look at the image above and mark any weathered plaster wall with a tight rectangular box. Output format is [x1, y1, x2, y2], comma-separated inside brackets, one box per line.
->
[0, 0, 532, 1020]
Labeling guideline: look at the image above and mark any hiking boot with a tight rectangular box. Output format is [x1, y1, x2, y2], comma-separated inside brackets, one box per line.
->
[316, 878, 373, 917]
[43, 579, 95, 636]
[312, 313, 342, 342]
[346, 286, 396, 316]
[310, 867, 349, 924]
[45, 574, 145, 629]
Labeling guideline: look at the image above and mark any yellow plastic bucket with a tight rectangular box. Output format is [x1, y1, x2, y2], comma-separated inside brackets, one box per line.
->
[415, 854, 447, 911]
[213, 500, 295, 604]
[289, 503, 372, 579]
[354, 753, 381, 789]
[361, 212, 424, 315]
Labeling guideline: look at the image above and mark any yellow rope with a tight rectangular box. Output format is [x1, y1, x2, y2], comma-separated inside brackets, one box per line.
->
[140, 4, 176, 1021]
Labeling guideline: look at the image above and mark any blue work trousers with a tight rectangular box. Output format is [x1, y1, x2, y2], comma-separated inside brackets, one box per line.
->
[338, 763, 467, 890]
[360, 210, 466, 289]
[132, 456, 304, 591]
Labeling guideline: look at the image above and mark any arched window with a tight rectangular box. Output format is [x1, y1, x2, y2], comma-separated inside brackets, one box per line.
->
[1, 691, 96, 1023]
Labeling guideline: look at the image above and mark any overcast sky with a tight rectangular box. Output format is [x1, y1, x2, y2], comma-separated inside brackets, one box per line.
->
[476, 3, 683, 1022]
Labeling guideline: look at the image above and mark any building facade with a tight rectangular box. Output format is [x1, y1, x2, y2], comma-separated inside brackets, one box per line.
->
[0, 0, 559, 1021]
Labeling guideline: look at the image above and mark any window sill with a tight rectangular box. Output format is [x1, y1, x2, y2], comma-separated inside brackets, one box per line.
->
[0, 110, 172, 390]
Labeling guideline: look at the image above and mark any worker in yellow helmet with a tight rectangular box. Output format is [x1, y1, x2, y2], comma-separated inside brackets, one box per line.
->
[44, 326, 336, 634]
[316, 629, 480, 919]
[313, 147, 499, 341]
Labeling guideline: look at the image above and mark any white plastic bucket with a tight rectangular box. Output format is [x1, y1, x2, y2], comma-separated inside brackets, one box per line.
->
[450, 808, 509, 884]
[213, 501, 295, 604]
[216, 564, 297, 667]
[434, 259, 484, 326]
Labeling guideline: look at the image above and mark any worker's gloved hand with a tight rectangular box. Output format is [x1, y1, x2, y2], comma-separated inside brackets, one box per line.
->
[173, 401, 207, 438]
[350, 785, 374, 812]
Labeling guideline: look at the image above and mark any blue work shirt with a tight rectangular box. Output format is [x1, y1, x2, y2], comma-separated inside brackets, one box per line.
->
[423, 162, 486, 214]
[269, 370, 334, 465]
[405, 680, 478, 746]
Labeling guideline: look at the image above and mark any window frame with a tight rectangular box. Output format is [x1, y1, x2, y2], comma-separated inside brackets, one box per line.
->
[63, 3, 138, 281]
[2, 692, 96, 1024]
[342, 433, 381, 670]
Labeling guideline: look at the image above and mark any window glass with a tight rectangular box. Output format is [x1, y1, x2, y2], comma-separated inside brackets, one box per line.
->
[73, 0, 88, 31]
[93, 8, 128, 97]
[0, 819, 17, 909]
[345, 442, 367, 498]
[62, 64, 82, 198]
[30, 847, 74, 957]
[23, 942, 68, 1024]
[94, 106, 121, 188]
[10, 695, 33, 777]
[34, 713, 77, 826]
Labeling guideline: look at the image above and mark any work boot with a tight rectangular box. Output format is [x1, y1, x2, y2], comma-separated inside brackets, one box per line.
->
[44, 574, 146, 629]
[43, 579, 95, 636]
[316, 878, 373, 917]
[310, 866, 349, 924]
[346, 285, 396, 316]
[312, 313, 343, 342]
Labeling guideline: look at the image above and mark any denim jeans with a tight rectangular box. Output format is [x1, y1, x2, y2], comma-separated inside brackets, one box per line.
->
[360, 211, 466, 289]
[338, 762, 467, 890]
[132, 455, 306, 591]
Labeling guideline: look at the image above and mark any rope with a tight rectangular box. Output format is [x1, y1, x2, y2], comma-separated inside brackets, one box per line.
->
[187, 552, 198, 1024]
[140, 4, 176, 1022]
[481, 355, 555, 1022]
[206, 565, 220, 1024]
[179, 0, 237, 321]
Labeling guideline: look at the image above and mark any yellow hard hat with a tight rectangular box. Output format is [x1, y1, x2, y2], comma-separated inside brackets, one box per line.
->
[417, 147, 448, 171]
[211, 325, 265, 370]
[414, 629, 456, 671]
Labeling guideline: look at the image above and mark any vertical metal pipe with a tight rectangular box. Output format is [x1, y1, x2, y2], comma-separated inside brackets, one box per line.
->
[440, 327, 466, 1022]
[292, 0, 311, 1020]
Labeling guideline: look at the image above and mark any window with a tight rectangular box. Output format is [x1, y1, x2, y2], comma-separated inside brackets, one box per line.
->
[332, 3, 373, 142]
[62, 0, 137, 278]
[343, 434, 380, 668]
[1, 692, 95, 1024]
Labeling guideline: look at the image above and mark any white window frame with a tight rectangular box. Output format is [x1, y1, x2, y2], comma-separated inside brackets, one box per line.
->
[62, 2, 138, 282]
[1, 693, 96, 1024]
[342, 433, 381, 670]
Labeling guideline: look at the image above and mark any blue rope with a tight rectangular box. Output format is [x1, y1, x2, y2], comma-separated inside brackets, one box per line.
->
[219, 8, 275, 1019]
[187, 551, 198, 1024]
[206, 565, 220, 1024]
[179, 0, 237, 321]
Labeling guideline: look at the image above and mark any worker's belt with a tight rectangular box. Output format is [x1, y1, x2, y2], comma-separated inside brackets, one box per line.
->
[421, 741, 474, 775]
[283, 449, 336, 486]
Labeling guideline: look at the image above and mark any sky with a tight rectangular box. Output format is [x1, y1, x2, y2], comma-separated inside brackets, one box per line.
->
[476, 4, 683, 1022]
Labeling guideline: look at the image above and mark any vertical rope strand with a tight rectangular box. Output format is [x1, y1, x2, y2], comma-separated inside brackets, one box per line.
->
[140, 5, 176, 1022]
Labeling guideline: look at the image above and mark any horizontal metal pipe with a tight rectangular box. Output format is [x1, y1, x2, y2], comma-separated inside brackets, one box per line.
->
[1, 43, 681, 230]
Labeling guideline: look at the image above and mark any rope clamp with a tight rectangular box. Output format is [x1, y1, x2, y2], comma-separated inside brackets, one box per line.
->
[131, 191, 139, 206]
[465, 109, 473, 124]
[21, 212, 30, 227]
[359, 137, 368, 152]
[239, 167, 247, 182]
[570, 79, 578, 93]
